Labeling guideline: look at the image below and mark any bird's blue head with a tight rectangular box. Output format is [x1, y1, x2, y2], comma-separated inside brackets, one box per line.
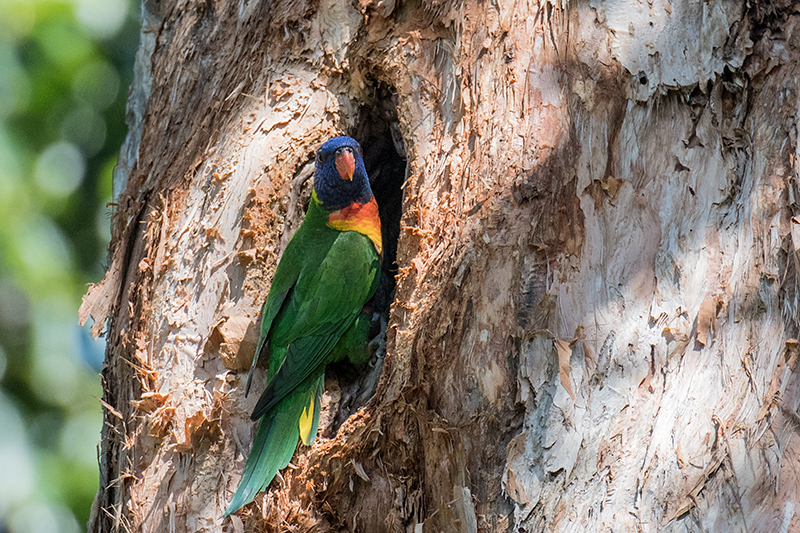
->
[313, 136, 373, 210]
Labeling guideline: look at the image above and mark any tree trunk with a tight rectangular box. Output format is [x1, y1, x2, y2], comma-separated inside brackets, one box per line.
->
[81, 0, 800, 531]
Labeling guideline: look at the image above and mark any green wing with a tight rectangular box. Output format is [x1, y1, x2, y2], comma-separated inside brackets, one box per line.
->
[251, 231, 380, 419]
[243, 229, 308, 396]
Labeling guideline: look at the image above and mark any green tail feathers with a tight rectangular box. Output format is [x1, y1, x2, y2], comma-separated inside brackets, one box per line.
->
[224, 375, 324, 516]
[225, 315, 374, 516]
[224, 404, 299, 516]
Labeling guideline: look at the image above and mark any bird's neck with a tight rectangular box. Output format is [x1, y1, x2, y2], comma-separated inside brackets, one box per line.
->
[311, 190, 382, 255]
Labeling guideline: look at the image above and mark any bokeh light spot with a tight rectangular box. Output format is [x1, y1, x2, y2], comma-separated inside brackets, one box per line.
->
[34, 141, 85, 197]
[60, 105, 107, 156]
[0, 392, 35, 516]
[8, 502, 80, 533]
[72, 60, 120, 111]
[73, 0, 129, 39]
[59, 412, 100, 468]
[0, 42, 32, 117]
[13, 214, 74, 289]
[30, 297, 86, 408]
[0, 278, 31, 328]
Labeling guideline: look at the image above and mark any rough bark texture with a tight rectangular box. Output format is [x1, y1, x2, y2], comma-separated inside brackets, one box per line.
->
[81, 0, 800, 531]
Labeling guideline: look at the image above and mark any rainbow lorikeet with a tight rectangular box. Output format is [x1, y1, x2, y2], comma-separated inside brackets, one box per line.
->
[225, 136, 382, 516]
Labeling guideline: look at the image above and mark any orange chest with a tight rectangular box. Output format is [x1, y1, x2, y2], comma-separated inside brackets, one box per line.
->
[326, 197, 382, 255]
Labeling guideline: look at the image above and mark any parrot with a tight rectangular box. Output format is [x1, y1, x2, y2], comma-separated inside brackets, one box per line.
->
[224, 136, 382, 516]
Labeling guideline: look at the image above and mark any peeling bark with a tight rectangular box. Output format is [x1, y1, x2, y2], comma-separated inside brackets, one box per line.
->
[82, 0, 800, 531]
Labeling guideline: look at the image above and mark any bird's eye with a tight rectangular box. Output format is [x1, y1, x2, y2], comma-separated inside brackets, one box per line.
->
[335, 146, 354, 157]
[317, 152, 327, 164]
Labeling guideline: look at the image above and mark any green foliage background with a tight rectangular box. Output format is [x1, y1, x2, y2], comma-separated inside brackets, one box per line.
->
[0, 0, 138, 530]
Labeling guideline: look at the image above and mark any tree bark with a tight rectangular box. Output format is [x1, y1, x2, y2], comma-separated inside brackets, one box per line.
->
[81, 0, 800, 531]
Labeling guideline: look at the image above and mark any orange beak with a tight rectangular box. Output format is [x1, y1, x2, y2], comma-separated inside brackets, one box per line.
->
[335, 150, 355, 181]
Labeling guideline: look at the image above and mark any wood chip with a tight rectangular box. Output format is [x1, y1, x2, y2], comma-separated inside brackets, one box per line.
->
[696, 297, 718, 347]
[351, 459, 370, 482]
[554, 339, 575, 400]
